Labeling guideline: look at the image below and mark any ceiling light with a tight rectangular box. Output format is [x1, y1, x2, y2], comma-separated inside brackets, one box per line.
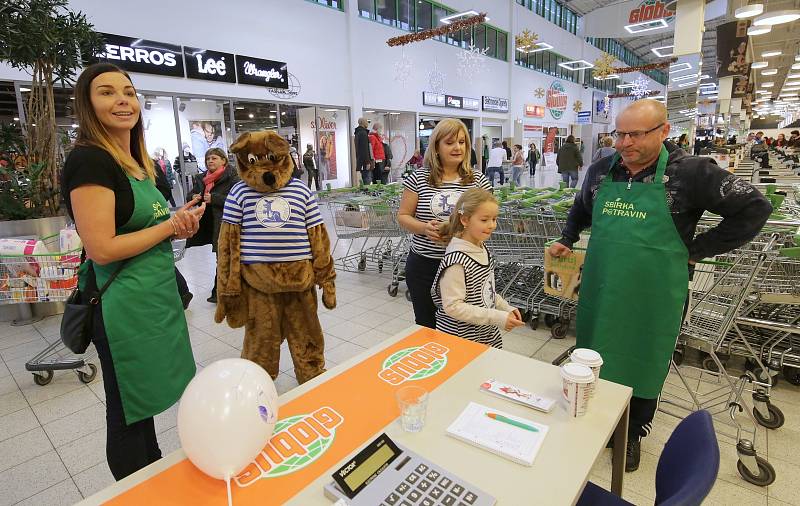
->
[762, 82, 774, 87]
[594, 74, 619, 80]
[669, 63, 692, 74]
[672, 73, 701, 82]
[748, 25, 772, 35]
[678, 81, 699, 88]
[736, 4, 764, 18]
[651, 45, 674, 57]
[617, 83, 635, 89]
[762, 69, 778, 75]
[792, 63, 800, 70]
[751, 61, 769, 69]
[625, 18, 668, 33]
[13, 117, 19, 121]
[651, 95, 665, 100]
[19, 87, 30, 92]
[71, 123, 78, 128]
[324, 109, 338, 112]
[526, 42, 553, 53]
[559, 59, 594, 71]
[762, 50, 783, 58]
[796, 56, 800, 62]
[248, 113, 254, 118]
[753, 9, 800, 26]
[440, 10, 484, 24]
[756, 89, 771, 94]
[784, 97, 800, 101]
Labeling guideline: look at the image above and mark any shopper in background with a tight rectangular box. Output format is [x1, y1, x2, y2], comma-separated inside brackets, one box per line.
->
[549, 99, 772, 473]
[397, 118, 492, 328]
[382, 138, 393, 184]
[432, 188, 524, 348]
[153, 148, 175, 206]
[481, 135, 489, 174]
[774, 133, 787, 148]
[408, 149, 424, 169]
[755, 131, 765, 144]
[188, 147, 239, 304]
[354, 117, 372, 185]
[556, 135, 582, 188]
[62, 62, 204, 480]
[788, 130, 800, 147]
[510, 144, 525, 186]
[303, 144, 320, 191]
[592, 136, 616, 163]
[369, 123, 386, 185]
[486, 141, 507, 187]
[153, 158, 193, 309]
[502, 140, 512, 160]
[527, 142, 539, 178]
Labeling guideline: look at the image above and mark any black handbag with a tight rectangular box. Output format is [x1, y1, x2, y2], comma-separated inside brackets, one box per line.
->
[60, 259, 126, 354]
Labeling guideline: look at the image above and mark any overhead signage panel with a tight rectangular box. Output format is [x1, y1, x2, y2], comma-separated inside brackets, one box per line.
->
[96, 33, 184, 77]
[184, 47, 236, 83]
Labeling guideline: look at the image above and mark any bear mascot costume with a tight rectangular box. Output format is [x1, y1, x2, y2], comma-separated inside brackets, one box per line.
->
[214, 130, 336, 383]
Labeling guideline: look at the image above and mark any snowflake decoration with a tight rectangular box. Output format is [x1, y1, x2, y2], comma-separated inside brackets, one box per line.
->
[573, 100, 583, 113]
[534, 87, 546, 99]
[629, 76, 651, 100]
[457, 44, 489, 80]
[604, 95, 611, 111]
[428, 59, 446, 94]
[593, 53, 616, 80]
[515, 29, 539, 51]
[393, 51, 414, 86]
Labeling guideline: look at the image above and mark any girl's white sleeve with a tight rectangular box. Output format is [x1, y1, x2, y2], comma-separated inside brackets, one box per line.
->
[494, 293, 514, 313]
[439, 265, 510, 329]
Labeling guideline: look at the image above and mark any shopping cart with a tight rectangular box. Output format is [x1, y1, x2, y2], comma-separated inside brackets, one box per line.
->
[662, 231, 785, 487]
[0, 233, 98, 386]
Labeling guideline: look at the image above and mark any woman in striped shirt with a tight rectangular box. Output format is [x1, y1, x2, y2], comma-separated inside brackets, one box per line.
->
[397, 119, 492, 328]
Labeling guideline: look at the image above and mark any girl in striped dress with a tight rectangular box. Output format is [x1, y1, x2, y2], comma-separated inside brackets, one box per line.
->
[431, 189, 524, 348]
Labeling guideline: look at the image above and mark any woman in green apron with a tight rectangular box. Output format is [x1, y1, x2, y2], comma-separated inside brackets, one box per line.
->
[62, 63, 205, 480]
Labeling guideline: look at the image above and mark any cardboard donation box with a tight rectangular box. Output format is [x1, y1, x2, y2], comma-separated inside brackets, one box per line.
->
[543, 249, 585, 301]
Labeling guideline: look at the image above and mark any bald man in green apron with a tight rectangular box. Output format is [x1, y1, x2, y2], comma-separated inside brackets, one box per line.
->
[550, 99, 772, 471]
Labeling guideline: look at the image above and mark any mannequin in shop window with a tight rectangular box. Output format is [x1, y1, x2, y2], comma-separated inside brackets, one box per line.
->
[152, 147, 175, 206]
[303, 144, 320, 191]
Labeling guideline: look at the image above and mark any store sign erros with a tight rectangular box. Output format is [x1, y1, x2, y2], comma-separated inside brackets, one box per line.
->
[629, 0, 676, 23]
[235, 54, 289, 89]
[482, 96, 509, 113]
[235, 406, 344, 485]
[96, 33, 184, 78]
[378, 342, 450, 385]
[183, 47, 236, 83]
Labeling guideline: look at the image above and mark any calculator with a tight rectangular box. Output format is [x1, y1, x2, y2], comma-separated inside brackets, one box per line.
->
[324, 433, 495, 506]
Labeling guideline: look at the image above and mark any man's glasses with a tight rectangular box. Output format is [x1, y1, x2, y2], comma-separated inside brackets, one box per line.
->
[611, 123, 665, 142]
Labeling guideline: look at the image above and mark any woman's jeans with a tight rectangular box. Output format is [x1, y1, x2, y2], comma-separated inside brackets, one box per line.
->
[561, 171, 579, 188]
[511, 165, 524, 186]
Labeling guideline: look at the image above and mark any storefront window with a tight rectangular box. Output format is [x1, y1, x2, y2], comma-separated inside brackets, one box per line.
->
[358, 0, 374, 17]
[415, 1, 432, 31]
[377, 0, 397, 26]
[175, 97, 233, 171]
[397, 0, 415, 30]
[473, 24, 486, 52]
[232, 100, 279, 136]
[497, 32, 507, 61]
[296, 106, 350, 187]
[364, 111, 417, 181]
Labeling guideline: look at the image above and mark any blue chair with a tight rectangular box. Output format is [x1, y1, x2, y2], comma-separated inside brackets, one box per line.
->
[577, 410, 720, 506]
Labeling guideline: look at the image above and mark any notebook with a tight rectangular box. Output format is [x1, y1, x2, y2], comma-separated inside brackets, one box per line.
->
[446, 402, 549, 466]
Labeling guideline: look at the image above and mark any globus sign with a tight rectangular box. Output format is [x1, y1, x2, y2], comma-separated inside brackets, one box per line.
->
[235, 406, 344, 485]
[378, 342, 450, 385]
[628, 0, 677, 24]
[546, 81, 568, 120]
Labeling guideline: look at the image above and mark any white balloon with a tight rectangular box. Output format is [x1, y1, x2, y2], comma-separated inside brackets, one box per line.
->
[177, 358, 279, 480]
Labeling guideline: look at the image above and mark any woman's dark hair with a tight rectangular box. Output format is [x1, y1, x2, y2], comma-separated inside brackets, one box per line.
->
[73, 62, 153, 181]
[566, 135, 575, 143]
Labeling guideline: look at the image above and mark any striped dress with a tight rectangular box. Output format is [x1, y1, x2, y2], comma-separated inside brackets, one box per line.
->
[403, 169, 492, 259]
[221, 178, 323, 263]
[432, 248, 502, 348]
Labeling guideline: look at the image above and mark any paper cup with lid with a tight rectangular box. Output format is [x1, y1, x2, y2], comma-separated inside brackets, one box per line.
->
[560, 362, 594, 417]
[569, 348, 603, 397]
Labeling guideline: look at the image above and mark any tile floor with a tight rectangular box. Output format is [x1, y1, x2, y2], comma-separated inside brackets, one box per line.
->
[0, 215, 799, 505]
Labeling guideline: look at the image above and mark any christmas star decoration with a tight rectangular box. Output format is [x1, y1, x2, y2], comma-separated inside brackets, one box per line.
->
[428, 59, 446, 94]
[534, 87, 546, 99]
[573, 100, 583, 113]
[393, 51, 414, 86]
[457, 44, 489, 80]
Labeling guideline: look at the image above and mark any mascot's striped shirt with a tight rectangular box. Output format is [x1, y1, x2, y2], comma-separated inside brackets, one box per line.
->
[222, 178, 323, 263]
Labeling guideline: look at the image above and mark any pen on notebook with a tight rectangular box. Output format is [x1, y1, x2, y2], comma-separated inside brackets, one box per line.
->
[486, 413, 539, 432]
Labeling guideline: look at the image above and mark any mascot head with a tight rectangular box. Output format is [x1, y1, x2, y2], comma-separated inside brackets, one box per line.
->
[230, 130, 293, 193]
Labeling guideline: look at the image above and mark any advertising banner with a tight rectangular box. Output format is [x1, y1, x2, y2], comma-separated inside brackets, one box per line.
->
[716, 20, 750, 78]
[592, 91, 611, 124]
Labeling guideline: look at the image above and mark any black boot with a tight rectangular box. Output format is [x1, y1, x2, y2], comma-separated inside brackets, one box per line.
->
[207, 293, 217, 304]
[626, 438, 641, 472]
[181, 292, 193, 310]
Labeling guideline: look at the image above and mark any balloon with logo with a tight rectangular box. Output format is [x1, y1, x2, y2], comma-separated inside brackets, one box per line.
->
[177, 358, 279, 483]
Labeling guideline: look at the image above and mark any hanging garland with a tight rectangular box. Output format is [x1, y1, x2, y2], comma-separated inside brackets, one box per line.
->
[593, 52, 678, 79]
[387, 13, 487, 47]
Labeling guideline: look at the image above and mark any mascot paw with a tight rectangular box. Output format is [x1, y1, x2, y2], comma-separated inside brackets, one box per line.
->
[321, 282, 336, 309]
[216, 294, 248, 328]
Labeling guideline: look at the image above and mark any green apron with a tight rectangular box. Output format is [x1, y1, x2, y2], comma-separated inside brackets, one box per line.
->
[79, 175, 196, 424]
[576, 146, 688, 399]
